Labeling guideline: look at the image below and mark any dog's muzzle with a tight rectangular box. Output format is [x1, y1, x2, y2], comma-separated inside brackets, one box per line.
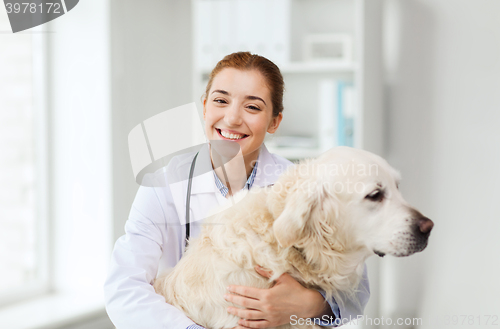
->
[413, 215, 434, 244]
[388, 212, 434, 257]
[403, 215, 434, 256]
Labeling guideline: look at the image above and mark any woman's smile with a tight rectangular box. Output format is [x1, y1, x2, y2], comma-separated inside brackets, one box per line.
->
[216, 128, 249, 140]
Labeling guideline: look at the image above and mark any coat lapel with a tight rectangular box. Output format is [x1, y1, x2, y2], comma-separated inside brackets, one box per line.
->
[252, 144, 287, 188]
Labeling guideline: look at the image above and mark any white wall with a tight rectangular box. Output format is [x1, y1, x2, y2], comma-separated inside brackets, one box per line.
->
[382, 0, 500, 327]
[110, 0, 193, 241]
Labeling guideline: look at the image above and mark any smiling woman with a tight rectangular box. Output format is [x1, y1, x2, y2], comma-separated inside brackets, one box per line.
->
[104, 52, 370, 329]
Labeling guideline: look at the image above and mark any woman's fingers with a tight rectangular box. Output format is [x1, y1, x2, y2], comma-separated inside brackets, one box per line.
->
[237, 319, 270, 329]
[224, 293, 260, 310]
[227, 285, 264, 300]
[226, 306, 262, 320]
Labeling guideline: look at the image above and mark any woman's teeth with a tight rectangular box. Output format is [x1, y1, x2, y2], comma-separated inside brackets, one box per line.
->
[220, 129, 246, 140]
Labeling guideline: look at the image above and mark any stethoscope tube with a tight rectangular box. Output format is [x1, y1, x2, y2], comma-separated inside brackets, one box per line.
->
[185, 152, 199, 249]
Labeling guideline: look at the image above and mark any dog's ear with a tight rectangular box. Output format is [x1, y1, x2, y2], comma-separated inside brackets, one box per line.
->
[272, 187, 315, 248]
[269, 167, 327, 248]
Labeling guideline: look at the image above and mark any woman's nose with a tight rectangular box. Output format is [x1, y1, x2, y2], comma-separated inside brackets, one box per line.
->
[224, 104, 243, 126]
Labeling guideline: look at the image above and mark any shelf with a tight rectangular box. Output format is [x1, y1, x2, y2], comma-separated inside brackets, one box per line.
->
[199, 61, 357, 77]
[280, 61, 358, 74]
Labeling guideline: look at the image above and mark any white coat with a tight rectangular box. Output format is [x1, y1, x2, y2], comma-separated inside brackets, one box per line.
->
[103, 144, 370, 329]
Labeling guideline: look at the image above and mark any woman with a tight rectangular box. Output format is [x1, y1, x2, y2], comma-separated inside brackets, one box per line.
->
[104, 52, 370, 329]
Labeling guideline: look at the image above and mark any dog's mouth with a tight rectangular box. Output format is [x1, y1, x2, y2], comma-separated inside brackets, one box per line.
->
[393, 240, 429, 257]
[376, 236, 430, 258]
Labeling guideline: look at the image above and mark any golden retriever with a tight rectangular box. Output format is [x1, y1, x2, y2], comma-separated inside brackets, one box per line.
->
[153, 147, 434, 329]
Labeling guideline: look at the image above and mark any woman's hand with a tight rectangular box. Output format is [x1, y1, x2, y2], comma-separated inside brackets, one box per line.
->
[225, 265, 331, 328]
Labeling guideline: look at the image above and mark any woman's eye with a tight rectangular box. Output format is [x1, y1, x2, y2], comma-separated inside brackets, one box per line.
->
[214, 99, 227, 104]
[365, 189, 384, 202]
[247, 105, 261, 111]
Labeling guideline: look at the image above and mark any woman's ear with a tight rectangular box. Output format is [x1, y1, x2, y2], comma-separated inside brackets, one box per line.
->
[267, 113, 283, 134]
[203, 98, 207, 120]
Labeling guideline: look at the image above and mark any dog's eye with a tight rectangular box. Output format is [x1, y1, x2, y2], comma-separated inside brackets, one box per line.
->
[365, 189, 384, 202]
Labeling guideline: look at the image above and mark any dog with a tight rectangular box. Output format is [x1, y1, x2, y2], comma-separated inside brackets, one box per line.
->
[153, 146, 434, 329]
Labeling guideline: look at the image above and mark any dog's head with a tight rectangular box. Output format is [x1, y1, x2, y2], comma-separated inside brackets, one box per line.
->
[267, 146, 433, 259]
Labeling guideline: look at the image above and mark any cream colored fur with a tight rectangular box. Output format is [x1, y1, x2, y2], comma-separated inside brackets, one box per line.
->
[153, 147, 431, 329]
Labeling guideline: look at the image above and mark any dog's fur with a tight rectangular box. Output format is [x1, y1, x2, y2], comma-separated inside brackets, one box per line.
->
[153, 147, 433, 329]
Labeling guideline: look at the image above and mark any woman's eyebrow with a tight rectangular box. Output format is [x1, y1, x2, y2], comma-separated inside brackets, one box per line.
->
[212, 90, 267, 106]
[212, 89, 229, 95]
[246, 95, 266, 105]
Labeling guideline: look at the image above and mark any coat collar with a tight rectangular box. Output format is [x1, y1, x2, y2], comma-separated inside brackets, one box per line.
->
[252, 144, 282, 188]
[190, 144, 217, 195]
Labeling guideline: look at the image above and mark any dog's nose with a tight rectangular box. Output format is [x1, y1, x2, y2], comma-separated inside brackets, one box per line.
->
[418, 217, 434, 234]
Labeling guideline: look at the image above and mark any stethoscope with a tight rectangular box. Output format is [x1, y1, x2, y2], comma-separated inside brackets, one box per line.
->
[183, 150, 239, 249]
[184, 150, 271, 249]
[184, 152, 199, 248]
[184, 149, 234, 248]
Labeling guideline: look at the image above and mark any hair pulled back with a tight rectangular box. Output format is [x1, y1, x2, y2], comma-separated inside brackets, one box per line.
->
[204, 52, 285, 117]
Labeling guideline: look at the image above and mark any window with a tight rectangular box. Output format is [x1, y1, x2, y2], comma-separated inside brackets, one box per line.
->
[0, 13, 49, 306]
[0, 3, 113, 327]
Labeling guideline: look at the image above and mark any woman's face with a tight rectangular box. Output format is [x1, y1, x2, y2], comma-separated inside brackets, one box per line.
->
[203, 68, 282, 158]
